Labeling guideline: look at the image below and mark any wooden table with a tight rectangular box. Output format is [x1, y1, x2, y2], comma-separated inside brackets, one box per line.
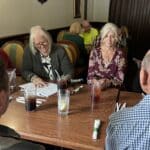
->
[0, 84, 142, 150]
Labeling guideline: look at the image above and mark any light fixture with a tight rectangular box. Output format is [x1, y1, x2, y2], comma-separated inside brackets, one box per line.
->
[38, 0, 47, 4]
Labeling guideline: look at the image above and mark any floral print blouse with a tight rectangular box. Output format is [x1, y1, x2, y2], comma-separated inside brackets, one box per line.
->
[87, 47, 126, 87]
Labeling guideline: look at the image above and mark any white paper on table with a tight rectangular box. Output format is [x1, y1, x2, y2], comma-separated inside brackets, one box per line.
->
[19, 82, 57, 97]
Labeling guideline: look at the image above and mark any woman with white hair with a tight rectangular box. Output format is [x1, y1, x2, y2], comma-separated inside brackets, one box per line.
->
[22, 25, 73, 87]
[87, 23, 126, 89]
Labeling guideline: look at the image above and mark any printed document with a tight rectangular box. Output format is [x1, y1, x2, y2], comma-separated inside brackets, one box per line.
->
[19, 82, 57, 97]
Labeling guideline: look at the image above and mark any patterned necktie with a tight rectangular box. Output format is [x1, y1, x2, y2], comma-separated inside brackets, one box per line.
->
[41, 55, 54, 80]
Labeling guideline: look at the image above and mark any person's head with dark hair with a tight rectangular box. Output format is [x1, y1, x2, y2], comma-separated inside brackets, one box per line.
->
[0, 60, 9, 116]
[0, 61, 46, 150]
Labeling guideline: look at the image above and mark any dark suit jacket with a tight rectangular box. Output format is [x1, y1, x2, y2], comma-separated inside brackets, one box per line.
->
[22, 44, 74, 82]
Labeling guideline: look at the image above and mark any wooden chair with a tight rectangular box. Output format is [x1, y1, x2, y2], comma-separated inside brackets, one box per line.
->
[2, 41, 24, 75]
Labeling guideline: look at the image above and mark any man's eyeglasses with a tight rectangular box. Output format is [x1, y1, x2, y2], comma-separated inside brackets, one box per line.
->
[34, 41, 48, 49]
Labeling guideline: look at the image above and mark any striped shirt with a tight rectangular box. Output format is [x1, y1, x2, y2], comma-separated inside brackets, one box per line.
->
[105, 95, 150, 150]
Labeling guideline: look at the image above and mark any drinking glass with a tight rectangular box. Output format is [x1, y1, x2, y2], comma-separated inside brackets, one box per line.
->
[90, 81, 101, 110]
[24, 87, 37, 111]
[57, 89, 70, 116]
[57, 79, 68, 90]
[7, 69, 16, 93]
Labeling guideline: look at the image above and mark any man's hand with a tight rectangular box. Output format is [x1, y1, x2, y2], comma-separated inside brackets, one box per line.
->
[31, 76, 47, 87]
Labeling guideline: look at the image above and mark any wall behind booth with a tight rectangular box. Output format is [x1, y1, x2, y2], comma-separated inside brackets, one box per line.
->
[87, 0, 110, 22]
[0, 0, 85, 39]
[0, 0, 110, 46]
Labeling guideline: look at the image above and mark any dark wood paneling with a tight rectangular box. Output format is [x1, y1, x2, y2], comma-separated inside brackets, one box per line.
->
[109, 0, 150, 59]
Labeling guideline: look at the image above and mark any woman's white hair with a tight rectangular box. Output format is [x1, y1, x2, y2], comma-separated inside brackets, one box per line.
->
[29, 25, 52, 55]
[100, 23, 119, 43]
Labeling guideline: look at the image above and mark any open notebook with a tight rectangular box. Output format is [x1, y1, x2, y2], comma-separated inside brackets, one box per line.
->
[19, 82, 57, 97]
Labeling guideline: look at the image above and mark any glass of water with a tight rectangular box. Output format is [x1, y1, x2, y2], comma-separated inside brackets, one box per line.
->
[57, 89, 70, 116]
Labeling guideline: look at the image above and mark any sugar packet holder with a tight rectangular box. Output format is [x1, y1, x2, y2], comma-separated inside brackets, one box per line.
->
[92, 119, 101, 140]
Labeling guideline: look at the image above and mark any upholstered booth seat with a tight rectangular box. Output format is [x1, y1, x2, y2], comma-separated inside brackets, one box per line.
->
[2, 41, 24, 75]
[57, 30, 67, 42]
[0, 48, 14, 69]
[58, 40, 87, 82]
[57, 40, 80, 65]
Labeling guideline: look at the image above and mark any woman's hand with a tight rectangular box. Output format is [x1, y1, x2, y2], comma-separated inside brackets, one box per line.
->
[98, 79, 106, 90]
[31, 76, 47, 87]
[98, 79, 111, 90]
[89, 78, 111, 90]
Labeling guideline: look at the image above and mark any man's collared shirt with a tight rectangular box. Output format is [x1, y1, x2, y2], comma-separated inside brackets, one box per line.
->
[105, 95, 150, 150]
[80, 28, 98, 45]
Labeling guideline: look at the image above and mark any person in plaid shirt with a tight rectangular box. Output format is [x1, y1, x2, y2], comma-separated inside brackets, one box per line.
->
[106, 50, 150, 150]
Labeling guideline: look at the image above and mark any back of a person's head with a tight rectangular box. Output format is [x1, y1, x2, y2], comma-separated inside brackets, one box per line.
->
[100, 22, 119, 42]
[141, 50, 150, 72]
[0, 60, 8, 92]
[140, 50, 150, 94]
[0, 60, 9, 116]
[69, 21, 81, 34]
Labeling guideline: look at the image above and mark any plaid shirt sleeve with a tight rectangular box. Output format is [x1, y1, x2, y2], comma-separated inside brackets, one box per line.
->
[105, 95, 150, 150]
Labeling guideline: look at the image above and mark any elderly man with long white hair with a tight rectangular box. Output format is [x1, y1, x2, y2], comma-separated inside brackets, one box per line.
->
[22, 25, 73, 87]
